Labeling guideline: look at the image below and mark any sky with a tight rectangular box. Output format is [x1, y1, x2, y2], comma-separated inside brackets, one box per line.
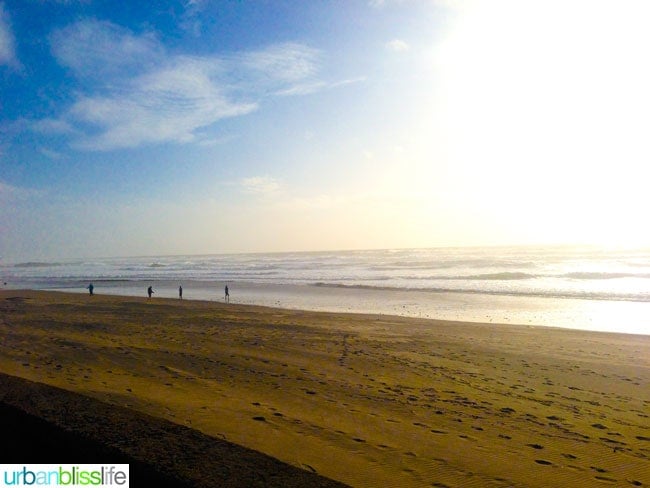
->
[1, 0, 650, 262]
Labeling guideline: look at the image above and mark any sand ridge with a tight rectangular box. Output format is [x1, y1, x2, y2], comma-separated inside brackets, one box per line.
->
[1, 290, 649, 487]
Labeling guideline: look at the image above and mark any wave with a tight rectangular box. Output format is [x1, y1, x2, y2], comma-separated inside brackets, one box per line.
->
[310, 282, 650, 303]
[455, 272, 534, 280]
[8, 247, 650, 305]
[564, 272, 650, 280]
[13, 262, 65, 268]
[434, 271, 650, 281]
[381, 271, 650, 282]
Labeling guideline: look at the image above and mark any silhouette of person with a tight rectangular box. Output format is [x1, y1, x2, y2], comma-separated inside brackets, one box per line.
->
[179, 285, 183, 300]
[147, 286, 154, 298]
[87, 283, 94, 296]
[225, 285, 230, 303]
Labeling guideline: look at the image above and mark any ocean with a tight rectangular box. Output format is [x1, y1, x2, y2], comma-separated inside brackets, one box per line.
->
[2, 246, 650, 335]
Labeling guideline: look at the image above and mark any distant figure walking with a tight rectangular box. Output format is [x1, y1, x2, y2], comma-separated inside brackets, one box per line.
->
[87, 283, 94, 296]
[147, 286, 154, 298]
[225, 285, 230, 303]
[179, 285, 183, 300]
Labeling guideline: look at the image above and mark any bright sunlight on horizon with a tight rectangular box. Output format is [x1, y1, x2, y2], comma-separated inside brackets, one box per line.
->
[1, 0, 649, 262]
[431, 0, 650, 248]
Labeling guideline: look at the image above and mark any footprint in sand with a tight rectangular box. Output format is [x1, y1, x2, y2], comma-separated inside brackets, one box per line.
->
[458, 434, 477, 441]
[594, 475, 618, 484]
[527, 444, 544, 450]
[534, 460, 553, 466]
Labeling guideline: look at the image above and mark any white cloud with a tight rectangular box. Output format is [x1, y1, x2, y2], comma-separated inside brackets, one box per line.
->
[243, 43, 320, 83]
[42, 22, 327, 151]
[50, 19, 163, 79]
[0, 3, 18, 67]
[39, 147, 63, 160]
[370, 0, 469, 8]
[181, 0, 208, 36]
[68, 56, 257, 150]
[330, 77, 367, 88]
[240, 176, 282, 195]
[274, 81, 327, 97]
[31, 118, 76, 135]
[386, 39, 410, 52]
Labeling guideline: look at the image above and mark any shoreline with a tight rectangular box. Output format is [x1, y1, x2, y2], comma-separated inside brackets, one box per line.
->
[7, 280, 650, 336]
[1, 290, 649, 487]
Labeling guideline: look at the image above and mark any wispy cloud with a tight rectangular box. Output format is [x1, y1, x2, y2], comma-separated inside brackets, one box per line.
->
[31, 118, 76, 135]
[0, 180, 41, 203]
[0, 3, 19, 68]
[386, 39, 410, 52]
[274, 81, 327, 97]
[47, 0, 92, 4]
[243, 43, 320, 83]
[240, 176, 282, 195]
[181, 0, 207, 37]
[39, 147, 63, 160]
[68, 56, 258, 150]
[41, 20, 328, 151]
[50, 19, 163, 80]
[371, 0, 466, 7]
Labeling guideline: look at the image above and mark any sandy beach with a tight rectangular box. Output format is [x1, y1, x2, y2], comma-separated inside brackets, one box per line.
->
[1, 290, 649, 487]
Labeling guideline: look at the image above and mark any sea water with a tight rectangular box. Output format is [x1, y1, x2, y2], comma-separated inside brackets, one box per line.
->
[2, 246, 649, 335]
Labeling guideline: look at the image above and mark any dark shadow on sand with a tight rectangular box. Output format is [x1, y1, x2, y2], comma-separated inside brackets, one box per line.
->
[0, 373, 348, 488]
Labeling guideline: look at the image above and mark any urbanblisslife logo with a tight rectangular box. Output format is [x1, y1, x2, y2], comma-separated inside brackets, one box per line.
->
[1, 465, 129, 487]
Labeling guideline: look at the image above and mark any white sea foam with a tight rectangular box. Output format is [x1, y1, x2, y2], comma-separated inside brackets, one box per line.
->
[2, 246, 650, 334]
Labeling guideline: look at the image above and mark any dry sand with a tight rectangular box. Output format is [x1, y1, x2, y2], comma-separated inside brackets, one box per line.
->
[1, 290, 649, 487]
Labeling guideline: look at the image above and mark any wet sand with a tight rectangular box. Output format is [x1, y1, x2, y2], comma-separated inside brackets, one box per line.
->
[1, 290, 649, 487]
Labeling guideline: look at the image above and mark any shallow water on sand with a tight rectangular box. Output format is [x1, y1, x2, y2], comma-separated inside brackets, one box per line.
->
[33, 279, 650, 336]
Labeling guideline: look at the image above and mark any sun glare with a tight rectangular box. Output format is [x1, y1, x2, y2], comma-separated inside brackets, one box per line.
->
[432, 1, 650, 247]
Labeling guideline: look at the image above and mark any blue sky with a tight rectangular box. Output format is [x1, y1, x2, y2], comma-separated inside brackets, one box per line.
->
[2, 0, 650, 262]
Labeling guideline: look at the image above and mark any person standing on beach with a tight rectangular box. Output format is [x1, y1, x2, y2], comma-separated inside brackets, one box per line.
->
[147, 286, 154, 298]
[179, 285, 183, 300]
[87, 283, 94, 296]
[225, 285, 230, 303]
